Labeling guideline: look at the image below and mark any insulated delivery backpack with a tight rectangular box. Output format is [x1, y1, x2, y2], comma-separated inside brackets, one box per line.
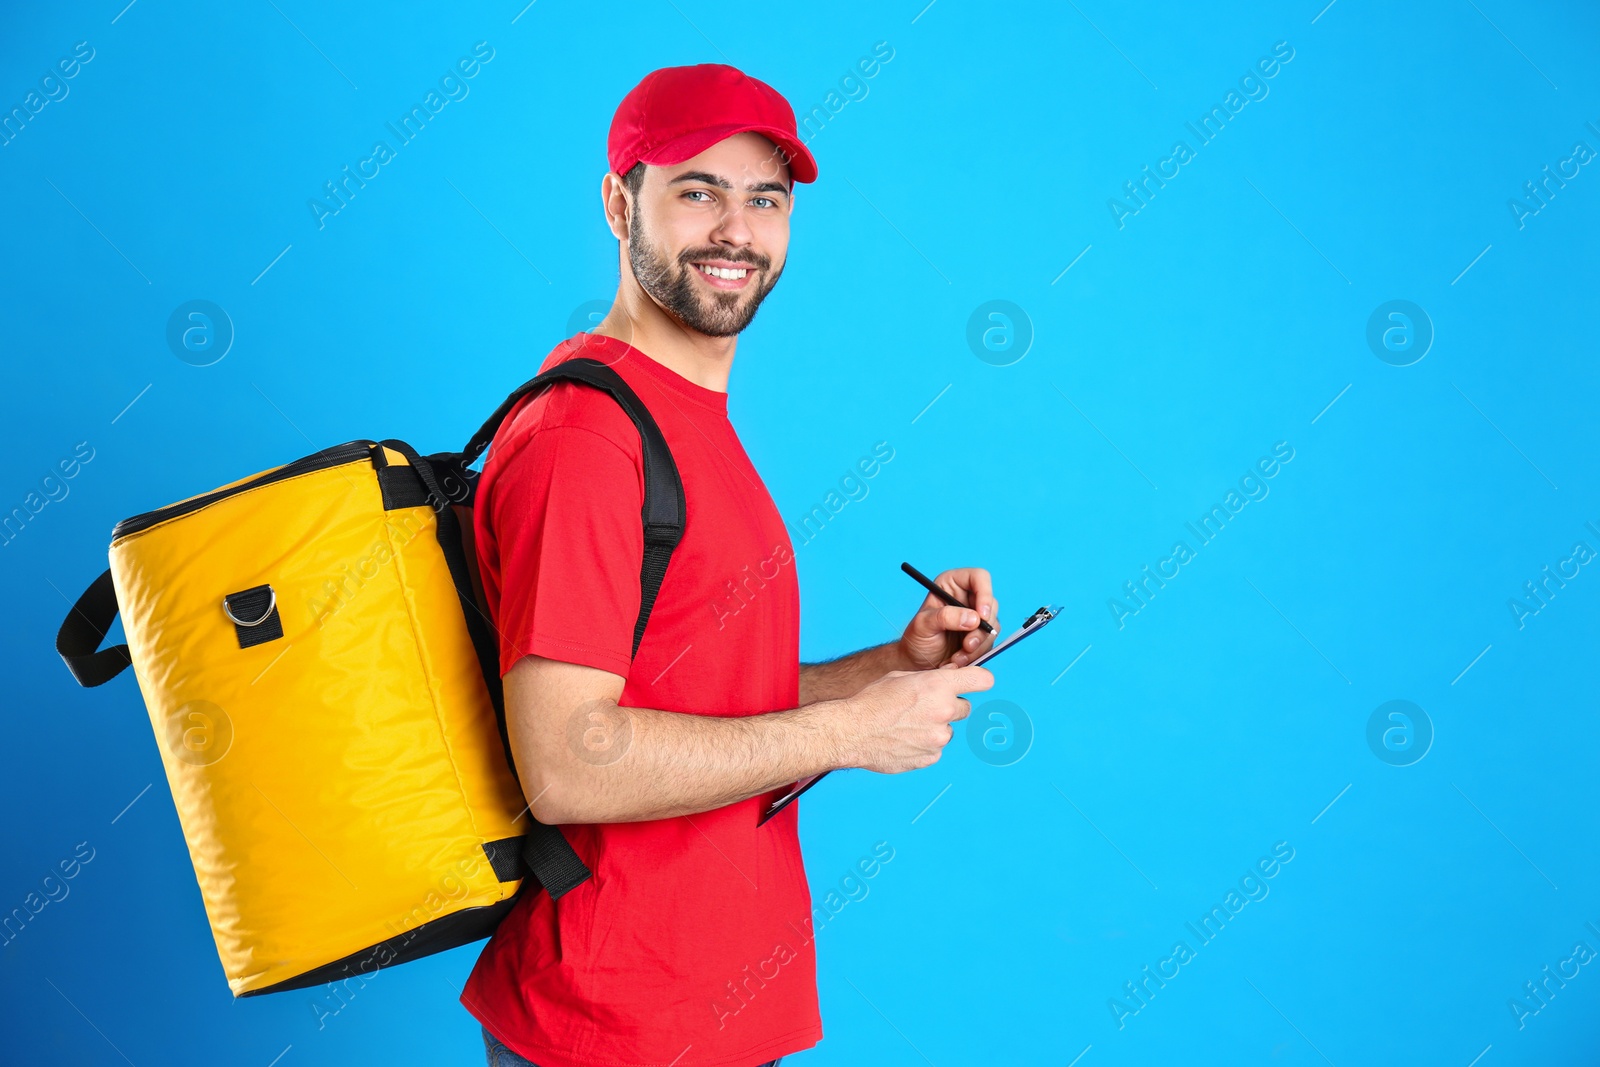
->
[54, 356, 685, 996]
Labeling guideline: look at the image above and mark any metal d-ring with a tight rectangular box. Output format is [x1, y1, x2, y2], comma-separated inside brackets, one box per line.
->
[223, 586, 276, 628]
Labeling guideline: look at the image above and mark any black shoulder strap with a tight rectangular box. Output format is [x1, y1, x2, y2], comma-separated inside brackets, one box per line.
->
[405, 355, 688, 900]
[462, 356, 687, 656]
[382, 437, 588, 900]
[56, 568, 132, 687]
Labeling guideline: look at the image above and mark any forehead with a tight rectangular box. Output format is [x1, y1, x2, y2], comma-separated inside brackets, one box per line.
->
[649, 131, 792, 192]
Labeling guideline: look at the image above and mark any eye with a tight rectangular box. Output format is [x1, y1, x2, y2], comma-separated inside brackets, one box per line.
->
[683, 189, 714, 202]
[751, 196, 777, 209]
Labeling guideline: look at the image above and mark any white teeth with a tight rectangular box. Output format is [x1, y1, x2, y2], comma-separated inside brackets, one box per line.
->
[696, 264, 748, 280]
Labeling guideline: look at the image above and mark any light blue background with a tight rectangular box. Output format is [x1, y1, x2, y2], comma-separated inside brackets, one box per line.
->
[3, 0, 1598, 1063]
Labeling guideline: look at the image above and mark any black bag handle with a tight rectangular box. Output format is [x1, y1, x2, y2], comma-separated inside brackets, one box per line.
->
[56, 568, 131, 687]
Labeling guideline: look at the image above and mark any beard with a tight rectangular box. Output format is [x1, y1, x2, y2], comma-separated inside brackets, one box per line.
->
[627, 204, 784, 338]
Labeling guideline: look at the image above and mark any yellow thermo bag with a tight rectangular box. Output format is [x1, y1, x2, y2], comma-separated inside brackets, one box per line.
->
[54, 358, 685, 996]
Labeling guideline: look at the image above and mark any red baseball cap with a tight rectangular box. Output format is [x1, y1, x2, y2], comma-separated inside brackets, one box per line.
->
[608, 64, 818, 185]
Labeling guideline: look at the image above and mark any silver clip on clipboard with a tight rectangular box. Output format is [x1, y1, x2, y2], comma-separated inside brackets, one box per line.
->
[758, 604, 1062, 825]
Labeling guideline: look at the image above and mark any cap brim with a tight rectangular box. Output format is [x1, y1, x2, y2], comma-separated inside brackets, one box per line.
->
[637, 123, 818, 184]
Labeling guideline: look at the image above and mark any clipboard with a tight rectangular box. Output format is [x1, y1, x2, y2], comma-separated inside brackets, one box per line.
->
[758, 604, 1061, 825]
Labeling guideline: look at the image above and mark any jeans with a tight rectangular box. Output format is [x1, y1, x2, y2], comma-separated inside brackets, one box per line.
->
[482, 1025, 782, 1067]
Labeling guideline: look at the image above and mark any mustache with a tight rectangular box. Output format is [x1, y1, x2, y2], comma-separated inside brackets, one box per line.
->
[677, 247, 770, 272]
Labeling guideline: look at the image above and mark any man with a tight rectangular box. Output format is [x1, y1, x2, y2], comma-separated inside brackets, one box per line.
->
[461, 63, 1000, 1067]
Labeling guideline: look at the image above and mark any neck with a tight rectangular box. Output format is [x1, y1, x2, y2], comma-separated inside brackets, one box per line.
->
[592, 268, 736, 393]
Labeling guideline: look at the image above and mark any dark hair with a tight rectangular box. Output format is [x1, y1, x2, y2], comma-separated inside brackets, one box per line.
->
[623, 161, 646, 197]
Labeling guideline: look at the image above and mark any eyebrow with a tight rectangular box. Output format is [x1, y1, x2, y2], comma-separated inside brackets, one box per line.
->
[667, 170, 790, 199]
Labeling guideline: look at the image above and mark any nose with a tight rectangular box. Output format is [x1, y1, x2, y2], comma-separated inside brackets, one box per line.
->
[709, 199, 754, 246]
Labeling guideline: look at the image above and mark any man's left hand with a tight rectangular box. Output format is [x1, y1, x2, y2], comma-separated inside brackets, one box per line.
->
[897, 567, 999, 671]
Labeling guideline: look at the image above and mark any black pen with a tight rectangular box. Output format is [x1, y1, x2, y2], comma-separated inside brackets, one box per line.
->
[901, 562, 996, 635]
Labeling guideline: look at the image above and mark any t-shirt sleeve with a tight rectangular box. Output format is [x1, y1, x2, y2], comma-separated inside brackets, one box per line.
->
[485, 423, 644, 679]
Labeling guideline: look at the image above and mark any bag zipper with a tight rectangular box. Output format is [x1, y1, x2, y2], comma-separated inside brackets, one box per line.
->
[111, 439, 379, 541]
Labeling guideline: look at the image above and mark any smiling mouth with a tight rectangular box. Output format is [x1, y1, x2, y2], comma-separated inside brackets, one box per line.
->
[695, 264, 748, 280]
[689, 260, 757, 290]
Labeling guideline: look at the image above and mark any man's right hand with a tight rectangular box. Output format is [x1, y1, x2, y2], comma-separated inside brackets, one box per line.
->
[835, 665, 995, 774]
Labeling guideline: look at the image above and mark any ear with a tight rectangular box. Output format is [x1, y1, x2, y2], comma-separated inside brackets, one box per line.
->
[601, 172, 631, 241]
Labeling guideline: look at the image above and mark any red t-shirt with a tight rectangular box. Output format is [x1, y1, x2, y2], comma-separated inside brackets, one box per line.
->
[460, 333, 822, 1067]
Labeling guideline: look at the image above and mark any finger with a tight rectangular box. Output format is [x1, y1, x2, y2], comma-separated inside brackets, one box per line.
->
[951, 697, 972, 721]
[934, 604, 982, 634]
[931, 606, 995, 660]
[940, 665, 994, 693]
[948, 634, 995, 666]
[905, 603, 960, 640]
[937, 567, 997, 626]
[911, 608, 991, 664]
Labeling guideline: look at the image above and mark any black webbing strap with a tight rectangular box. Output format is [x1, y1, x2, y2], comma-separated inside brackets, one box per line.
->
[480, 832, 590, 902]
[439, 356, 686, 899]
[380, 438, 587, 900]
[481, 836, 525, 882]
[635, 539, 677, 658]
[462, 356, 687, 663]
[56, 568, 132, 688]
[387, 356, 688, 899]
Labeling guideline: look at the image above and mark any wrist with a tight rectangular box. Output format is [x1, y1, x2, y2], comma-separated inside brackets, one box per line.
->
[880, 638, 916, 674]
[806, 697, 859, 772]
